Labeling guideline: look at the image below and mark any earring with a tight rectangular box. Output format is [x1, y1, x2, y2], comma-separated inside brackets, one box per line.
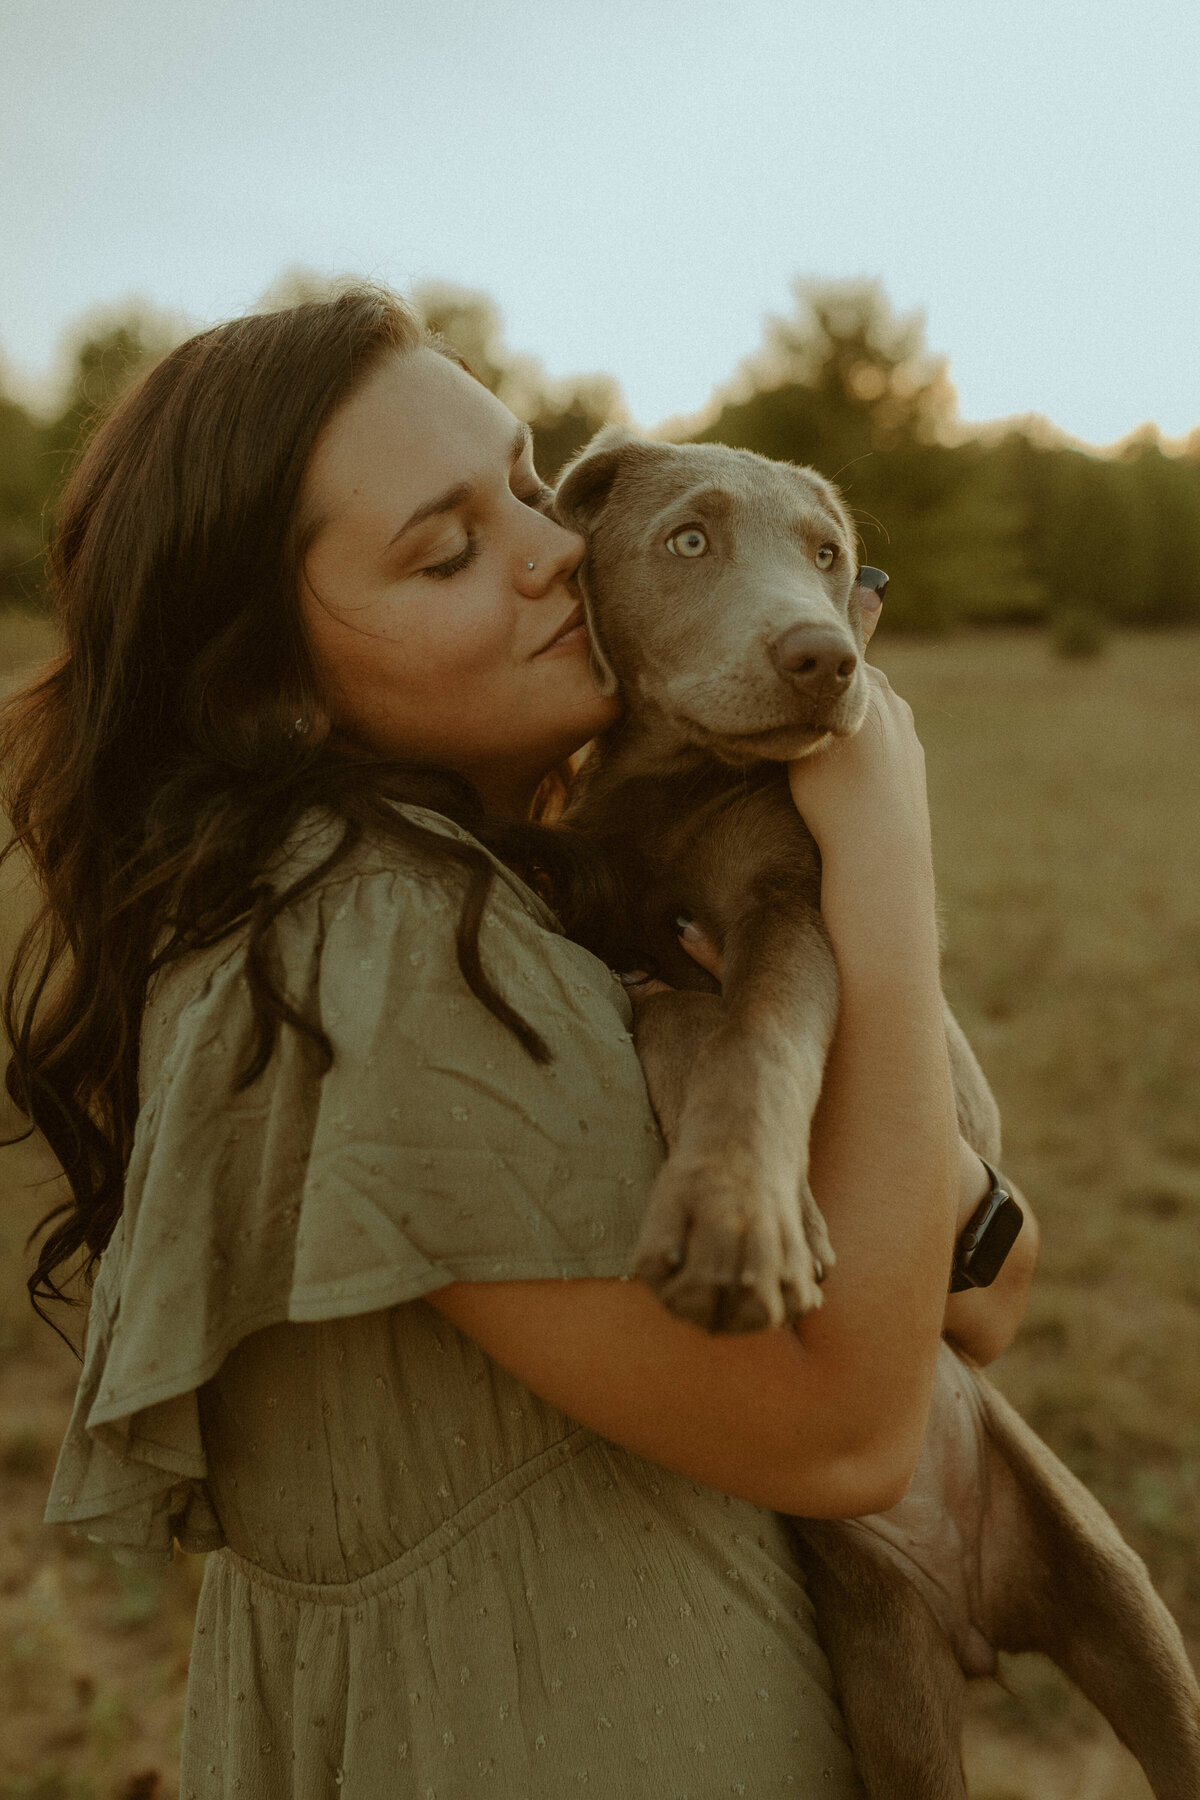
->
[291, 717, 310, 737]
[527, 560, 535, 571]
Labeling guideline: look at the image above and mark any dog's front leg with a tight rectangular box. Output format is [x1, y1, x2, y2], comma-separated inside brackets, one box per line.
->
[625, 987, 725, 1147]
[632, 898, 838, 1333]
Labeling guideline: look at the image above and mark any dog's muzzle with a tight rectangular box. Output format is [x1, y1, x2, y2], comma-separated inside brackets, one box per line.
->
[770, 625, 859, 703]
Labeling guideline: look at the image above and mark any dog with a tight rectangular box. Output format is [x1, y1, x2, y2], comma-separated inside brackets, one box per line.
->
[552, 426, 1200, 1797]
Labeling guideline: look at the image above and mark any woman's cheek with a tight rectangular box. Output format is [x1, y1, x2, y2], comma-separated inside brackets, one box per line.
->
[430, 579, 514, 682]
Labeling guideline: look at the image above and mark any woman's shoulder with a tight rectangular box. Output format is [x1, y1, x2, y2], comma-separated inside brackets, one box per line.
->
[128, 800, 661, 1327]
[142, 801, 567, 1087]
[48, 801, 663, 1568]
[268, 799, 563, 931]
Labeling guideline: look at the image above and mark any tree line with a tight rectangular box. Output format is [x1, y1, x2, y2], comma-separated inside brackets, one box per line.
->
[2, 276, 1198, 637]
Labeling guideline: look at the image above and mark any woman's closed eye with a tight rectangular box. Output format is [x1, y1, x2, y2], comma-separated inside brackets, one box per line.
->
[420, 477, 549, 580]
[422, 534, 479, 581]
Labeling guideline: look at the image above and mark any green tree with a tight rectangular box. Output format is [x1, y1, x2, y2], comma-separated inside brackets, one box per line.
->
[0, 308, 183, 610]
[42, 307, 184, 480]
[412, 282, 624, 480]
[0, 387, 47, 606]
[1117, 438, 1200, 624]
[689, 280, 1041, 630]
[3, 273, 1196, 629]
[256, 272, 626, 479]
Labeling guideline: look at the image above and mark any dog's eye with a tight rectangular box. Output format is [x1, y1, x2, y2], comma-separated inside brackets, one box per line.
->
[667, 526, 709, 559]
[815, 545, 838, 570]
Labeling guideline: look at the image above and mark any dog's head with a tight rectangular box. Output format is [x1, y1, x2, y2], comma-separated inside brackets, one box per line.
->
[554, 425, 872, 765]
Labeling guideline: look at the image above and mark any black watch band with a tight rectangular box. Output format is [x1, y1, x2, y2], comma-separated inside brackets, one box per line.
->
[949, 1158, 1024, 1293]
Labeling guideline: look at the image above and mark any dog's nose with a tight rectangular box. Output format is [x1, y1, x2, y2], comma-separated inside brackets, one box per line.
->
[771, 625, 858, 698]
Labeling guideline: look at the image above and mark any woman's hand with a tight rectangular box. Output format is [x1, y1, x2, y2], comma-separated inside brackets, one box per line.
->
[855, 581, 885, 647]
[786, 665, 934, 874]
[618, 920, 724, 1002]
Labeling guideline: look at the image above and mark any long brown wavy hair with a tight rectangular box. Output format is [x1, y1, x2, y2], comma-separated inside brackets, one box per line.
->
[0, 285, 611, 1330]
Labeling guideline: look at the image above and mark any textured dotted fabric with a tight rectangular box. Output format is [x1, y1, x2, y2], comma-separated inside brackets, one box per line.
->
[45, 805, 862, 1798]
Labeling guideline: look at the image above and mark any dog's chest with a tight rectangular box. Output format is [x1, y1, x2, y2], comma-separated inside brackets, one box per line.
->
[570, 763, 823, 979]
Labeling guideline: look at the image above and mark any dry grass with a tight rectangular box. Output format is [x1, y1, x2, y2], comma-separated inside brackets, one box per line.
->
[0, 616, 204, 1800]
[873, 626, 1200, 1800]
[0, 613, 1197, 1798]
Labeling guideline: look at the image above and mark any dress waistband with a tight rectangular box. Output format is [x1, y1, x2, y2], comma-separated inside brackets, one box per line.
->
[217, 1425, 595, 1606]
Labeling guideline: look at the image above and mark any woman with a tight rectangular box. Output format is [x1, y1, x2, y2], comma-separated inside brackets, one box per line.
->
[6, 286, 1036, 1797]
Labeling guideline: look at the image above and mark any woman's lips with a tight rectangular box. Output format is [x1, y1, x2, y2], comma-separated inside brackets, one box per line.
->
[533, 604, 587, 655]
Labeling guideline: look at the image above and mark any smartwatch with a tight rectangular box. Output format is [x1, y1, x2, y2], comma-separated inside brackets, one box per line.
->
[949, 1158, 1024, 1293]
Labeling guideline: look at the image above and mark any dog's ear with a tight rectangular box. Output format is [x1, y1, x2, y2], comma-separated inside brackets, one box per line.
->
[580, 590, 619, 699]
[794, 464, 855, 546]
[553, 424, 647, 529]
[552, 426, 652, 701]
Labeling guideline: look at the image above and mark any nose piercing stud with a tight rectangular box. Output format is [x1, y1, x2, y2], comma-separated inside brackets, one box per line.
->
[527, 561, 535, 571]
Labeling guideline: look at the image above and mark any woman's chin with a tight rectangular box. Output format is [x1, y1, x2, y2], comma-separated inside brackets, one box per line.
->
[571, 693, 621, 754]
[588, 686, 623, 732]
[549, 666, 622, 746]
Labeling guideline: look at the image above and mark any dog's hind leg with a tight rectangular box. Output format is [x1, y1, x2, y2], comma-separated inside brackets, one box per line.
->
[785, 1342, 993, 1795]
[846, 1345, 1200, 1798]
[975, 1379, 1200, 1800]
[785, 1516, 968, 1799]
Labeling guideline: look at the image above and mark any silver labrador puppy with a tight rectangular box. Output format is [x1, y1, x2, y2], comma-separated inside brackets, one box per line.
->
[552, 426, 1200, 1799]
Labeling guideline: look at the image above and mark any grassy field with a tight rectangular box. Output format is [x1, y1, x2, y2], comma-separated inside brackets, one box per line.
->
[1, 614, 1197, 1799]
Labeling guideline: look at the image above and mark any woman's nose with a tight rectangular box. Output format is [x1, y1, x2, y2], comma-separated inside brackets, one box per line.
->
[517, 517, 585, 593]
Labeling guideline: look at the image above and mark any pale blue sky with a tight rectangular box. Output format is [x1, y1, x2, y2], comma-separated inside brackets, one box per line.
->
[3, 0, 1198, 445]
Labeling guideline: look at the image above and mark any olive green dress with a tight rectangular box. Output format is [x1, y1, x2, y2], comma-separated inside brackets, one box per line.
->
[45, 805, 862, 1798]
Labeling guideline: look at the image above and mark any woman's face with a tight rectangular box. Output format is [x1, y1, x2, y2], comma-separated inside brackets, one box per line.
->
[300, 347, 617, 816]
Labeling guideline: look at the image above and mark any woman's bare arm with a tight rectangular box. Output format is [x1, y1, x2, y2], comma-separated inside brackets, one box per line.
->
[427, 1275, 919, 1517]
[779, 670, 960, 1491]
[428, 1044, 1037, 1520]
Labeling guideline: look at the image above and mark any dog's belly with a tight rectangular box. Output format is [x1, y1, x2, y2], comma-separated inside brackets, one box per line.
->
[841, 1342, 998, 1679]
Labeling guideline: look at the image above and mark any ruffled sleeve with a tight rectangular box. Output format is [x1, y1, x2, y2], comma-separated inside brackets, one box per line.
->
[44, 808, 665, 1564]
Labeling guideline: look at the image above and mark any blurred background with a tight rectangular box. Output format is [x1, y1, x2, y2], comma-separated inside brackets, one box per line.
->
[1, 2, 1198, 1796]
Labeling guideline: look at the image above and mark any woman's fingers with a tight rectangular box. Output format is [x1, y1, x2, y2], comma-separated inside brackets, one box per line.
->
[617, 917, 726, 996]
[676, 917, 724, 983]
[852, 571, 885, 647]
[618, 971, 673, 997]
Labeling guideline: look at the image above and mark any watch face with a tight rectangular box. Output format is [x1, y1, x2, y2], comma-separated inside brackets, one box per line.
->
[967, 1195, 1024, 1286]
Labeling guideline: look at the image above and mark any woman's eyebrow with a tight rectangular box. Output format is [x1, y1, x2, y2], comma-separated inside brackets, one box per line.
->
[386, 422, 533, 549]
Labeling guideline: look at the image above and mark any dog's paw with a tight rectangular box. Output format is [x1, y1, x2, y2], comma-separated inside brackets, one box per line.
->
[631, 1155, 827, 1332]
[796, 1176, 836, 1288]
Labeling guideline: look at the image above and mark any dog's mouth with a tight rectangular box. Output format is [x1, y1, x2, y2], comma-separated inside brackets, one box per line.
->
[673, 703, 863, 766]
[668, 716, 825, 767]
[635, 638, 870, 757]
